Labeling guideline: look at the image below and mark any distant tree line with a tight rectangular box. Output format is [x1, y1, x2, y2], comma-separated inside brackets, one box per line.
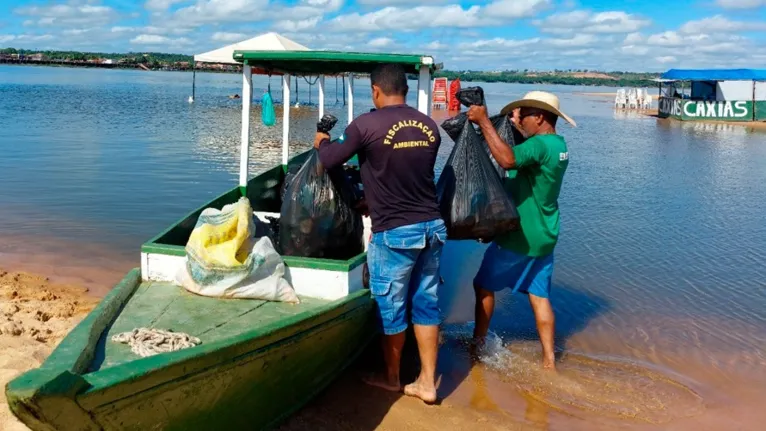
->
[2, 47, 660, 86]
[434, 70, 660, 88]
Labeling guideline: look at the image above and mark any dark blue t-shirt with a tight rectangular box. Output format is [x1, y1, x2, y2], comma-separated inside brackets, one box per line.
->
[317, 104, 442, 233]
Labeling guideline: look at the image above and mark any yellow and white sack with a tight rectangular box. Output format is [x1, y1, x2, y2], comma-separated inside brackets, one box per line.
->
[175, 196, 299, 303]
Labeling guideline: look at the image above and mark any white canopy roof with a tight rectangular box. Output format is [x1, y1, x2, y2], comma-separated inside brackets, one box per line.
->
[194, 32, 309, 65]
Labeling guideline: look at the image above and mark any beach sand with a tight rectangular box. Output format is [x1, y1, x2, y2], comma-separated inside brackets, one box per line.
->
[0, 269, 99, 431]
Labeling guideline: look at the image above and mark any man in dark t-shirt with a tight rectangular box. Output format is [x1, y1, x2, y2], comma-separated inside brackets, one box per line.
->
[314, 64, 446, 404]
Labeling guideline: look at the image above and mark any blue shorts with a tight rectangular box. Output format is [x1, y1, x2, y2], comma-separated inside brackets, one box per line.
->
[367, 219, 447, 335]
[473, 243, 554, 298]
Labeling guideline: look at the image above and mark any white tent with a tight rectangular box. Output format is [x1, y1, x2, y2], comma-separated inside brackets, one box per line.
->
[194, 32, 310, 65]
[188, 32, 310, 102]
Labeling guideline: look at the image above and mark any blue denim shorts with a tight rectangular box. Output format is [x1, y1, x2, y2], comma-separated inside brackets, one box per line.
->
[473, 243, 554, 298]
[367, 219, 447, 335]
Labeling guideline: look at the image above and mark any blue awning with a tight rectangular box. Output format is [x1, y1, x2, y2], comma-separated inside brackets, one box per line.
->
[661, 69, 766, 81]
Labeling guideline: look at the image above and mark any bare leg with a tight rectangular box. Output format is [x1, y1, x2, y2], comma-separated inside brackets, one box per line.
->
[363, 331, 405, 392]
[473, 284, 496, 342]
[528, 294, 556, 370]
[404, 324, 438, 403]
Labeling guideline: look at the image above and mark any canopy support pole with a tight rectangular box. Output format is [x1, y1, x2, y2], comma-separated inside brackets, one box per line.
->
[282, 74, 291, 169]
[318, 75, 325, 119]
[191, 64, 196, 102]
[347, 74, 354, 125]
[239, 63, 252, 195]
[417, 65, 431, 115]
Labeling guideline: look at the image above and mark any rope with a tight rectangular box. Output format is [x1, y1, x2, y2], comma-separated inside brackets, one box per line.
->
[302, 75, 319, 105]
[112, 328, 201, 357]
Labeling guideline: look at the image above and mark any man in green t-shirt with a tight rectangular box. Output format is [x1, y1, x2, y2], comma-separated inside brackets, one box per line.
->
[466, 91, 576, 370]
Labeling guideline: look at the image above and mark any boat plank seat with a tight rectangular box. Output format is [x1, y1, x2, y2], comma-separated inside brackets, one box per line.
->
[93, 282, 330, 371]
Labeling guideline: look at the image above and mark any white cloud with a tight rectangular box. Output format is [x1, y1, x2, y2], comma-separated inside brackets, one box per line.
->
[368, 37, 394, 47]
[274, 17, 321, 32]
[172, 0, 341, 25]
[534, 10, 650, 34]
[546, 34, 598, 47]
[715, 0, 766, 9]
[328, 5, 490, 31]
[211, 32, 248, 42]
[145, 0, 188, 11]
[483, 0, 550, 19]
[423, 41, 449, 51]
[621, 45, 649, 56]
[624, 32, 643, 44]
[357, 0, 448, 4]
[560, 48, 596, 57]
[1, 33, 55, 43]
[14, 2, 119, 27]
[131, 34, 192, 46]
[655, 56, 677, 64]
[458, 37, 539, 50]
[680, 15, 766, 34]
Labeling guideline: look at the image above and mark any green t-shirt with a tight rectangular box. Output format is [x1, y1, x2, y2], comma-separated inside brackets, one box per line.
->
[496, 133, 569, 257]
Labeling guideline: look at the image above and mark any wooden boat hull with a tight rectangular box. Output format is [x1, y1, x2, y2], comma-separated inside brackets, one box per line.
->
[6, 269, 376, 431]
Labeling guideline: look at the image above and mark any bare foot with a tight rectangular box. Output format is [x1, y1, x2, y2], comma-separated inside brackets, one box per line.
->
[403, 378, 437, 404]
[362, 373, 401, 393]
[542, 357, 556, 371]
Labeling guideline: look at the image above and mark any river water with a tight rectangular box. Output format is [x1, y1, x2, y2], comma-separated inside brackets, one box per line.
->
[1, 65, 765, 430]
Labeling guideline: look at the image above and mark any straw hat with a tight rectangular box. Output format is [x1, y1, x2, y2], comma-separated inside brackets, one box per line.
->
[500, 91, 576, 127]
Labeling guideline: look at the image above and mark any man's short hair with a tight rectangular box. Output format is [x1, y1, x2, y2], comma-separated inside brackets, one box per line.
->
[370, 63, 408, 97]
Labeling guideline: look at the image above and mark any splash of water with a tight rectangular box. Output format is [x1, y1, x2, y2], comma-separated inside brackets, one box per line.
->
[441, 324, 706, 425]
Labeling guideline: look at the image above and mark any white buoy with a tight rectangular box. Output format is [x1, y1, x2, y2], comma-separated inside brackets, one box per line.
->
[188, 96, 194, 104]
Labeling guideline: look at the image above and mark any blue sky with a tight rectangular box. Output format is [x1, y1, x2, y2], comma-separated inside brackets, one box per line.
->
[1, 0, 765, 71]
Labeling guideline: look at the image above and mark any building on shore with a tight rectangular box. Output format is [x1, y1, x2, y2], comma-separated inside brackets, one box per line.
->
[657, 69, 766, 122]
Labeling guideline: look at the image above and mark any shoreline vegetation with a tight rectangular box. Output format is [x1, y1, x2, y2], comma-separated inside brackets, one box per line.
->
[0, 47, 660, 88]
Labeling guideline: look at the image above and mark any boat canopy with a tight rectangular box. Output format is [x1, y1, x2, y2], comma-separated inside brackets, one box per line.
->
[233, 50, 438, 75]
[661, 69, 766, 82]
[234, 48, 440, 194]
[195, 32, 309, 65]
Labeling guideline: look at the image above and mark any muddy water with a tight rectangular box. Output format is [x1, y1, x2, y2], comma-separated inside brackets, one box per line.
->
[2, 66, 766, 430]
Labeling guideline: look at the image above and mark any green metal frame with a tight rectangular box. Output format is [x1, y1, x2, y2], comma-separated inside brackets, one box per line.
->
[232, 50, 440, 74]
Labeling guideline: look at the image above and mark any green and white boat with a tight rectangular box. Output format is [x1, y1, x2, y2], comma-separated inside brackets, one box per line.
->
[6, 50, 439, 431]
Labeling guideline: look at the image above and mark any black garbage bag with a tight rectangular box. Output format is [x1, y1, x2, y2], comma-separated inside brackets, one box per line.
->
[456, 86, 486, 107]
[478, 113, 526, 178]
[441, 87, 487, 141]
[278, 149, 364, 259]
[281, 162, 303, 202]
[436, 119, 520, 241]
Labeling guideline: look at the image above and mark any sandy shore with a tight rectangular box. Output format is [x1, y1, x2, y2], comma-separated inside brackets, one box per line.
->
[0, 269, 99, 431]
[574, 92, 618, 97]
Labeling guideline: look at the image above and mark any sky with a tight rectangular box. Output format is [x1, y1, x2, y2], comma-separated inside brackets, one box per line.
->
[1, 0, 765, 72]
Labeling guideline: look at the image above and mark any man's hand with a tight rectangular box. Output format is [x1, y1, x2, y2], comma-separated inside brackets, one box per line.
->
[510, 108, 521, 129]
[314, 132, 330, 149]
[354, 198, 370, 217]
[467, 105, 490, 125]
